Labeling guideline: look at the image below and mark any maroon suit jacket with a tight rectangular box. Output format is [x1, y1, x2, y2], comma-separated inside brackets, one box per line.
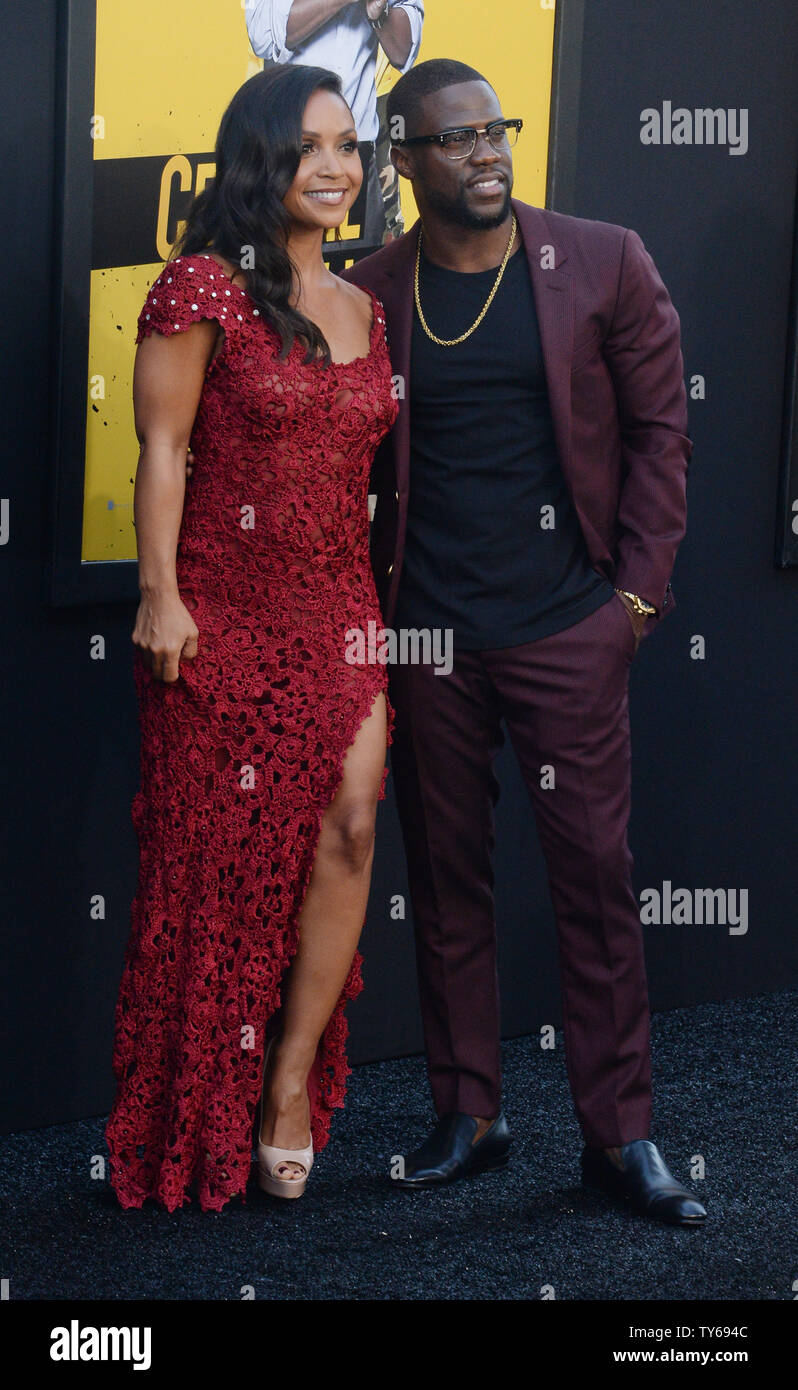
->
[340, 197, 692, 637]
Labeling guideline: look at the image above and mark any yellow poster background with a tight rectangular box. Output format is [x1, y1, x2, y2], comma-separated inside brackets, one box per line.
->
[84, 0, 556, 562]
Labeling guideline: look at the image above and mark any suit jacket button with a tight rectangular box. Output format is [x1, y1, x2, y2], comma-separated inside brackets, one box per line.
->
[387, 564, 393, 575]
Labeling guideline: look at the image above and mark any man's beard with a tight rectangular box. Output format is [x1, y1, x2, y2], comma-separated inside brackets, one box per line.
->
[422, 179, 513, 231]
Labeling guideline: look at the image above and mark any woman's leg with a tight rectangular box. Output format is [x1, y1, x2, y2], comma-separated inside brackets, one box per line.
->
[259, 691, 388, 1165]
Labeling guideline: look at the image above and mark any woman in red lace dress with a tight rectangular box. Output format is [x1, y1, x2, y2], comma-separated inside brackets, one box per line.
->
[105, 65, 398, 1212]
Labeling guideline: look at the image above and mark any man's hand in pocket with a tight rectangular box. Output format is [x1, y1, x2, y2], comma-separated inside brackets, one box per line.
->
[616, 592, 647, 654]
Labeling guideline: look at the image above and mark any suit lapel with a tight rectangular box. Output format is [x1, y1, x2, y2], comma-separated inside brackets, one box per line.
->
[513, 199, 575, 486]
[514, 201, 610, 558]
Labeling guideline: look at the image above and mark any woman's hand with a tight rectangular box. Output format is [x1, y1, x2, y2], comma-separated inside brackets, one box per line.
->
[133, 591, 199, 682]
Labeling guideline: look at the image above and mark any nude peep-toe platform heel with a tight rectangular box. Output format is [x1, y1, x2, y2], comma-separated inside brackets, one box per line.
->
[255, 1039, 314, 1199]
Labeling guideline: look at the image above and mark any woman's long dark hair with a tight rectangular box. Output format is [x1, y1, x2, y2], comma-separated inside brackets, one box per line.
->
[172, 63, 350, 366]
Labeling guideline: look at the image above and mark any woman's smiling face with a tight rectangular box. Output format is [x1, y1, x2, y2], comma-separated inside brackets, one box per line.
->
[283, 87, 363, 231]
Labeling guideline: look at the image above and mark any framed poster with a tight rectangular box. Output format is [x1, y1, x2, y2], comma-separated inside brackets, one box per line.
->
[48, 0, 566, 604]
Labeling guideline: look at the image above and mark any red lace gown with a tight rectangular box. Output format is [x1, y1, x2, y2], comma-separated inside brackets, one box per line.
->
[105, 253, 399, 1212]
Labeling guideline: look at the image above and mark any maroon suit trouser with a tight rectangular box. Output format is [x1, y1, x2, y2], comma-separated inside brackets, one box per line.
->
[387, 592, 652, 1147]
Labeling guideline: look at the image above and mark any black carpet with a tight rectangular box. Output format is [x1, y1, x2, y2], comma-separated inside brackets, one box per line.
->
[2, 991, 795, 1301]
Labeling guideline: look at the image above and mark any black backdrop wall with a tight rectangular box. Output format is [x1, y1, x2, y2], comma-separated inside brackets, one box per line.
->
[2, 1, 797, 1134]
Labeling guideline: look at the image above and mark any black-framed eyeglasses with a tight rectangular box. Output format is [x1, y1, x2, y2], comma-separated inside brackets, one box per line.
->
[394, 118, 523, 160]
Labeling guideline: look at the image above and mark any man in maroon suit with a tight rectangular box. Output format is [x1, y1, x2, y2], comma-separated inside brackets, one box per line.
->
[340, 58, 706, 1225]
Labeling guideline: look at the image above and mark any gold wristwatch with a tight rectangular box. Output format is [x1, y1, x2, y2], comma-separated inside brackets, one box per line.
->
[615, 588, 657, 617]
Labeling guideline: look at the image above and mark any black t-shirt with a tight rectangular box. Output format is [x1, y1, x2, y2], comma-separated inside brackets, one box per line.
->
[394, 236, 615, 648]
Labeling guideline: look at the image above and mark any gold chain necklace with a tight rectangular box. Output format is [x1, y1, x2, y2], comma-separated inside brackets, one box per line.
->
[414, 213, 518, 347]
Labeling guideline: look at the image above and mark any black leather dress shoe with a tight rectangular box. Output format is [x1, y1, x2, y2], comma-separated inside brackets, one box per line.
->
[581, 1139, 707, 1226]
[392, 1112, 511, 1189]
